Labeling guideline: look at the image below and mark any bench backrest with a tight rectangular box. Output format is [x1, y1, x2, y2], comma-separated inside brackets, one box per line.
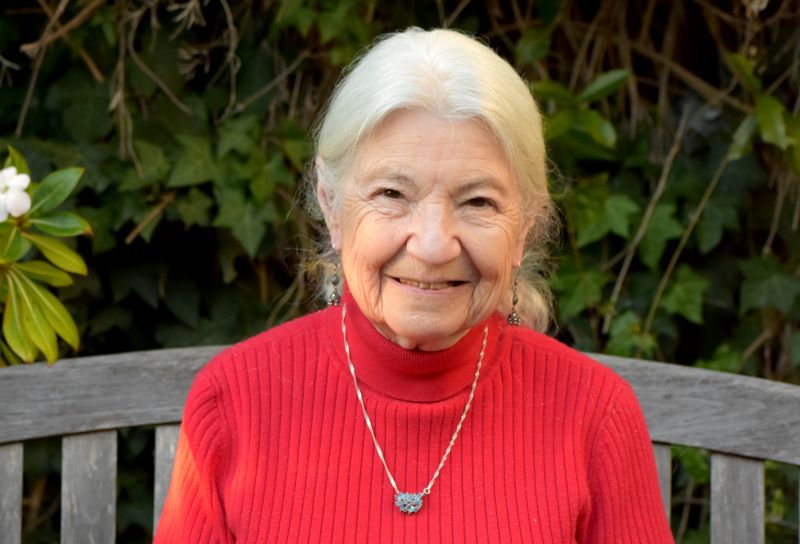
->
[1, 347, 799, 543]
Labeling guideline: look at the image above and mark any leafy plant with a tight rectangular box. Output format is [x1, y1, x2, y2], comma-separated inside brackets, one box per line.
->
[0, 147, 90, 364]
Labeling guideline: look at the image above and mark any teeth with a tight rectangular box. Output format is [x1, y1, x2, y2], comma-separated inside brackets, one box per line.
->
[398, 278, 451, 289]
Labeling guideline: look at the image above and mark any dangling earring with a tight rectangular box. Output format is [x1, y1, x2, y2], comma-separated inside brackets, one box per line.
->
[326, 260, 341, 306]
[507, 275, 520, 326]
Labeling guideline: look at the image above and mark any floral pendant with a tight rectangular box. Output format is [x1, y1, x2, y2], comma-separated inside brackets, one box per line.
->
[395, 492, 423, 514]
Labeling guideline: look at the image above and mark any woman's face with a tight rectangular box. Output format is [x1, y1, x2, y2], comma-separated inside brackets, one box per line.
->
[318, 109, 530, 351]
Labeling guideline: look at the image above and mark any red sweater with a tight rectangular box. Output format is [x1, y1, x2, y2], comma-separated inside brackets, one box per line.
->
[155, 294, 673, 543]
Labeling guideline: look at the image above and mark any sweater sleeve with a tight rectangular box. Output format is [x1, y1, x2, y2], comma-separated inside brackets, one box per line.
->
[579, 381, 674, 543]
[153, 371, 233, 544]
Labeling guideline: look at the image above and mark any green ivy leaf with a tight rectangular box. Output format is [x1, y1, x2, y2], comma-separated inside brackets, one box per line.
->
[120, 140, 170, 191]
[605, 310, 656, 357]
[696, 196, 740, 254]
[515, 27, 551, 64]
[577, 69, 630, 103]
[175, 187, 214, 228]
[790, 331, 800, 368]
[30, 211, 92, 237]
[755, 95, 792, 150]
[13, 261, 73, 287]
[28, 167, 84, 216]
[740, 256, 800, 314]
[723, 52, 762, 94]
[727, 116, 758, 160]
[0, 226, 31, 263]
[3, 277, 38, 362]
[4, 145, 30, 174]
[552, 264, 608, 319]
[696, 344, 741, 374]
[573, 109, 617, 148]
[660, 265, 709, 324]
[571, 183, 640, 247]
[640, 204, 684, 268]
[167, 135, 220, 187]
[214, 189, 278, 257]
[217, 115, 260, 158]
[531, 80, 575, 105]
[22, 232, 88, 275]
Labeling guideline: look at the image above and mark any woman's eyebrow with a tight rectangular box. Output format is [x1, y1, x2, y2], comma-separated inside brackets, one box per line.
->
[455, 178, 509, 197]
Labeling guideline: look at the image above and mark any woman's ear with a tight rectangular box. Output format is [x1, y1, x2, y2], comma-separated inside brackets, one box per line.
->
[513, 216, 534, 267]
[315, 157, 342, 251]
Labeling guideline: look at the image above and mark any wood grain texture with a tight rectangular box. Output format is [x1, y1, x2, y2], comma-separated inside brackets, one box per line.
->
[652, 443, 672, 520]
[710, 453, 764, 544]
[153, 424, 180, 531]
[62, 431, 117, 544]
[0, 443, 22, 544]
[0, 346, 222, 444]
[592, 354, 800, 466]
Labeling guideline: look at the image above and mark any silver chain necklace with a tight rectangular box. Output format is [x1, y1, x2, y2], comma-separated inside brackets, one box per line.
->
[341, 304, 488, 514]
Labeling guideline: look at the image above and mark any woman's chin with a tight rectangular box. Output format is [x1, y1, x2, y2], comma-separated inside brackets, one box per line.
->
[378, 318, 471, 351]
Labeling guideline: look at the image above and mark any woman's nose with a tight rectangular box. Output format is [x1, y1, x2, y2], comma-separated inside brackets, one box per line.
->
[405, 205, 461, 264]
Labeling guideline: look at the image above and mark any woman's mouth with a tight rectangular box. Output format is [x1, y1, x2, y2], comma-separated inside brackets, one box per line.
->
[393, 277, 466, 290]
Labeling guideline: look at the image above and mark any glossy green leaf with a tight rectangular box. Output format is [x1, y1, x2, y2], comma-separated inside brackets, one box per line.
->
[577, 69, 630, 103]
[4, 145, 30, 175]
[660, 265, 709, 324]
[22, 232, 88, 275]
[605, 310, 656, 358]
[571, 183, 640, 247]
[30, 211, 92, 237]
[515, 27, 551, 64]
[740, 256, 800, 314]
[728, 116, 758, 160]
[15, 271, 79, 349]
[755, 95, 791, 150]
[640, 204, 684, 268]
[28, 167, 84, 215]
[0, 338, 23, 366]
[544, 110, 575, 141]
[176, 188, 214, 228]
[696, 196, 740, 254]
[531, 80, 575, 105]
[3, 278, 38, 362]
[574, 109, 617, 148]
[214, 188, 278, 257]
[9, 273, 59, 363]
[167, 135, 220, 187]
[13, 260, 73, 287]
[0, 226, 31, 263]
[724, 52, 761, 94]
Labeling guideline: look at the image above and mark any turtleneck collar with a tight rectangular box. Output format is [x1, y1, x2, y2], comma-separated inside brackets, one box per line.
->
[328, 287, 503, 403]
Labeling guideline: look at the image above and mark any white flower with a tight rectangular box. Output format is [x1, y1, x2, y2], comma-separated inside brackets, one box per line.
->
[0, 166, 32, 221]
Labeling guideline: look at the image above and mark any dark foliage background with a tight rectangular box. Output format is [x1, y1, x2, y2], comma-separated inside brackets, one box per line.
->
[1, 0, 799, 541]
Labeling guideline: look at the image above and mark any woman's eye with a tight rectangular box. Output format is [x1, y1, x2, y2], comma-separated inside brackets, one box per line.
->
[466, 197, 495, 208]
[380, 188, 403, 199]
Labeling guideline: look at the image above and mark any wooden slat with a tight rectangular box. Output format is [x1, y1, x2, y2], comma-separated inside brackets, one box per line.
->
[62, 431, 117, 544]
[593, 354, 800, 466]
[652, 443, 671, 520]
[710, 453, 764, 544]
[0, 443, 23, 544]
[0, 346, 222, 444]
[153, 424, 180, 531]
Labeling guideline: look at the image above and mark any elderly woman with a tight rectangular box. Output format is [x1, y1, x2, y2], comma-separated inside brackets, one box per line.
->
[155, 28, 673, 543]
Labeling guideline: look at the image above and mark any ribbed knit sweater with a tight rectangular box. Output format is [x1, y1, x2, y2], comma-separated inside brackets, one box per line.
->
[154, 292, 673, 543]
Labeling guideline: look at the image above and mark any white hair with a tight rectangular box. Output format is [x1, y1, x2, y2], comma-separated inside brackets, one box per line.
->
[306, 27, 557, 331]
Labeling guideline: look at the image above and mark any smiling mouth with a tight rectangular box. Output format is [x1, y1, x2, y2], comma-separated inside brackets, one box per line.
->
[393, 277, 466, 290]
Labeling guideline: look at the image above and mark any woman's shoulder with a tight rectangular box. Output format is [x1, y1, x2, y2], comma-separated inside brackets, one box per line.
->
[504, 321, 632, 395]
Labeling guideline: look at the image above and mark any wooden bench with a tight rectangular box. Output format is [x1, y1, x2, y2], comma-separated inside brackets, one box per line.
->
[1, 347, 799, 543]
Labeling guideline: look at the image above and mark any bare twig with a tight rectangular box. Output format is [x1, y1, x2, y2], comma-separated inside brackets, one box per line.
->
[15, 46, 47, 137]
[630, 40, 751, 113]
[125, 191, 176, 245]
[127, 9, 193, 115]
[34, 0, 104, 82]
[602, 108, 690, 334]
[0, 53, 20, 86]
[569, 10, 601, 91]
[762, 172, 787, 255]
[640, 153, 732, 349]
[222, 50, 309, 122]
[218, 0, 241, 120]
[443, 0, 472, 28]
[21, 0, 106, 58]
